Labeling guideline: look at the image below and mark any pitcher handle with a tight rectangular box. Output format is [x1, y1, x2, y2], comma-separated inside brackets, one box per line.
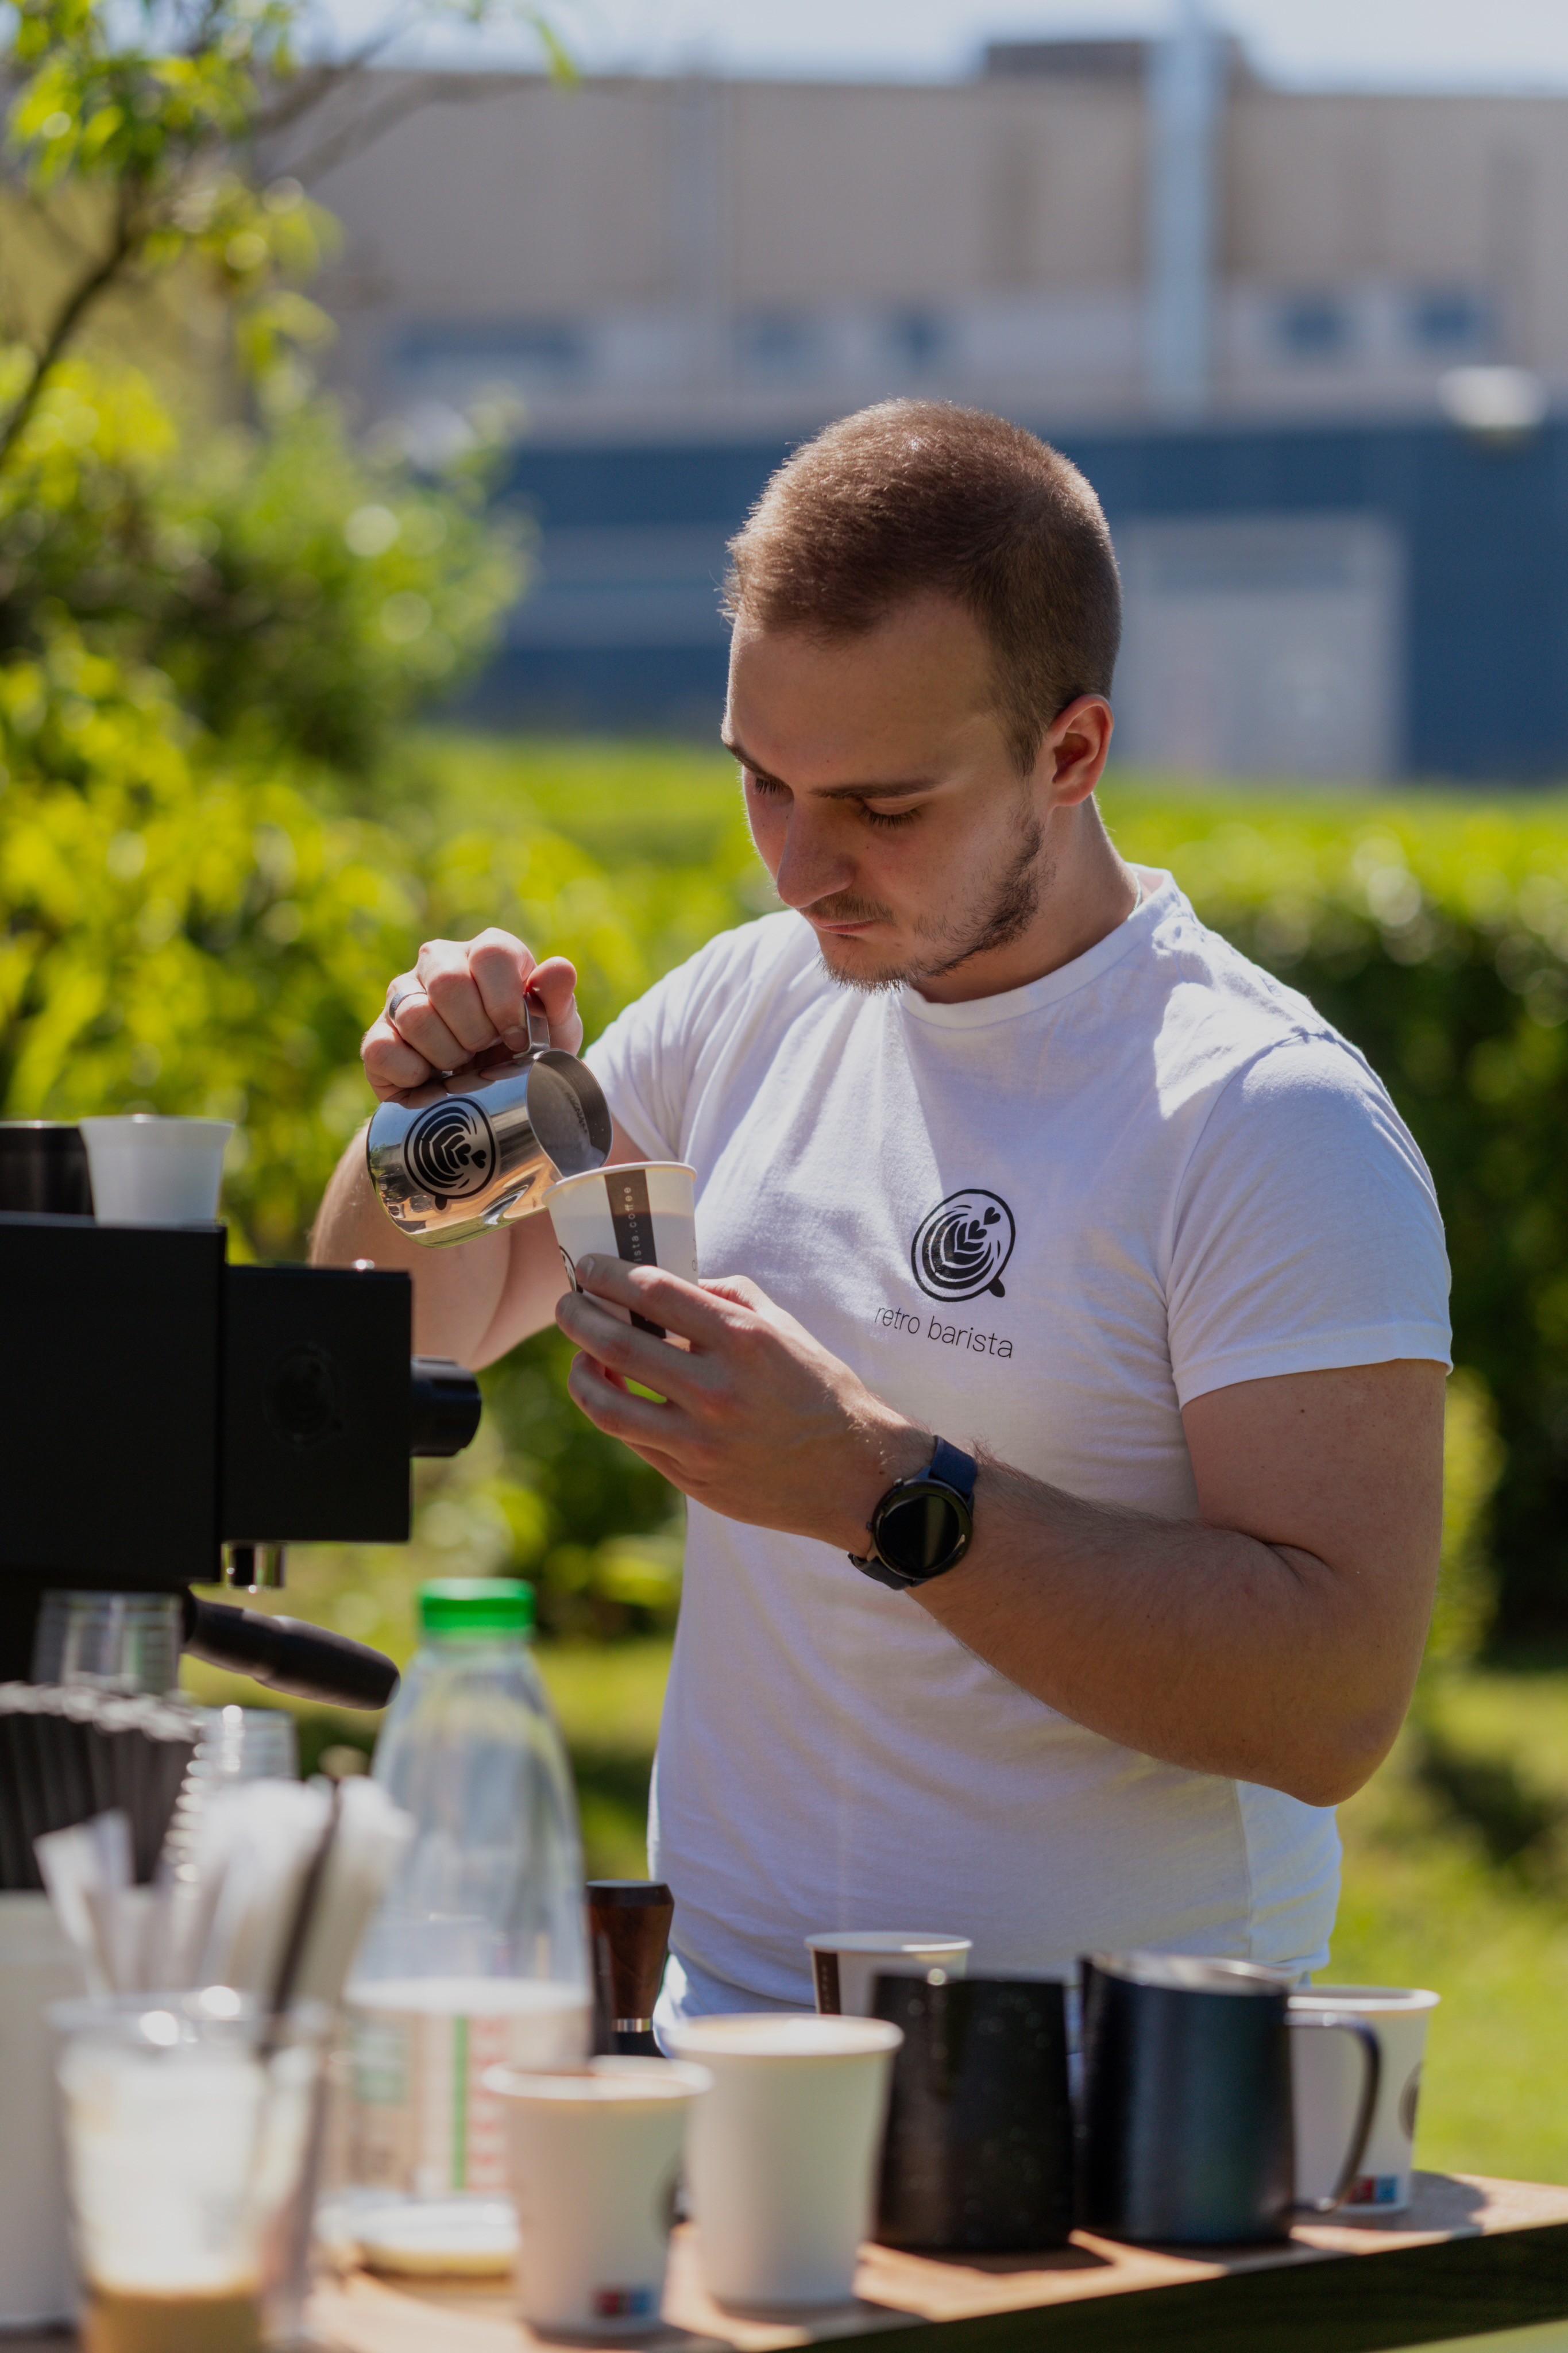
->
[524, 987, 553, 1056]
[1288, 2015, 1381, 2217]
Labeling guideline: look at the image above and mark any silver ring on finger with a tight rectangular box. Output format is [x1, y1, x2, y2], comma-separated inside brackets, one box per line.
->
[385, 977, 425, 1021]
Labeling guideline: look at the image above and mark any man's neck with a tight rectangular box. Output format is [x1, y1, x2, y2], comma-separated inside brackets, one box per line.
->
[913, 800, 1140, 1006]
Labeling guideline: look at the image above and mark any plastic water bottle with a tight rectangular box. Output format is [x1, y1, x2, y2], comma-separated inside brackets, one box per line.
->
[342, 1579, 589, 2274]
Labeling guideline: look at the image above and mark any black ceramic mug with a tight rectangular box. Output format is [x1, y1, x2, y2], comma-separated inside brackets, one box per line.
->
[1079, 1952, 1380, 2246]
[872, 1973, 1075, 2252]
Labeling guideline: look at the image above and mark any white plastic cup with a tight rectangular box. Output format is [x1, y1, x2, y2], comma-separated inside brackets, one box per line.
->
[546, 1163, 698, 1338]
[666, 2013, 902, 2312]
[805, 1932, 971, 2018]
[485, 2057, 711, 2335]
[0, 1895, 82, 2328]
[79, 1116, 233, 1227]
[1290, 1986, 1439, 2212]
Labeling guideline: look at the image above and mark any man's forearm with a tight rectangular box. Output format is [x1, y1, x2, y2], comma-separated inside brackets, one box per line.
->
[914, 1457, 1418, 1808]
[310, 1131, 516, 1362]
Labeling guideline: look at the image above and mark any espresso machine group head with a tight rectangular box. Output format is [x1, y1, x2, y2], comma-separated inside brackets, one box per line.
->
[0, 1122, 481, 1702]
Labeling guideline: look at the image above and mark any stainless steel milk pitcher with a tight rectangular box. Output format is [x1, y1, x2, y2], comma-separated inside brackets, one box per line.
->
[366, 993, 613, 1246]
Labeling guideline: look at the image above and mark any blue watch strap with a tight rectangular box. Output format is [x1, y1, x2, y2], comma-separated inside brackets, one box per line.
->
[928, 1435, 977, 1509]
[851, 1436, 978, 1588]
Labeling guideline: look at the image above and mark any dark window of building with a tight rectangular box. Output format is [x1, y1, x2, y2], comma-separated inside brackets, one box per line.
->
[1409, 289, 1490, 353]
[1275, 295, 1351, 361]
[394, 322, 588, 374]
[737, 314, 820, 375]
[887, 310, 949, 368]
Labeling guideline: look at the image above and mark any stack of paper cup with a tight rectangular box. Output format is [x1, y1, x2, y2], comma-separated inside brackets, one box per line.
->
[78, 1117, 233, 1227]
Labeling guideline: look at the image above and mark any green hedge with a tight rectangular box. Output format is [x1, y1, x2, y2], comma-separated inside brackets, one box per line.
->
[1106, 784, 1568, 1639]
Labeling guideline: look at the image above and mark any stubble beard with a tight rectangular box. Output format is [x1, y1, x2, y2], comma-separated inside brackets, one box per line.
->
[812, 805, 1050, 994]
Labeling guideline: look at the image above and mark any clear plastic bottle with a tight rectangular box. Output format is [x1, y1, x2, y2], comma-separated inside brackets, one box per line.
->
[341, 1579, 588, 2273]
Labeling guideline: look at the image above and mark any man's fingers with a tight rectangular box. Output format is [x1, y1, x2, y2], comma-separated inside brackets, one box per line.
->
[527, 955, 584, 1052]
[568, 1351, 692, 1446]
[466, 929, 538, 1051]
[386, 994, 470, 1075]
[362, 1017, 439, 1097]
[416, 939, 501, 1059]
[556, 1289, 700, 1400]
[573, 1257, 738, 1347]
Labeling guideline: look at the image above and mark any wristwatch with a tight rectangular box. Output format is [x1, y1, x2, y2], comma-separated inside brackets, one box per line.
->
[850, 1437, 978, 1591]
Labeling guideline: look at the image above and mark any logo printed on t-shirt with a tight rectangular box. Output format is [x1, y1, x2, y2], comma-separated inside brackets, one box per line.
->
[911, 1189, 1015, 1301]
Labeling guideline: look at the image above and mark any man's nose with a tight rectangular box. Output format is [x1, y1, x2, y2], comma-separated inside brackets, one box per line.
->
[772, 810, 856, 912]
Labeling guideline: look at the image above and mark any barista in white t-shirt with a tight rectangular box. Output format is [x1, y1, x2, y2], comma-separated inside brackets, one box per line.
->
[316, 401, 1451, 2019]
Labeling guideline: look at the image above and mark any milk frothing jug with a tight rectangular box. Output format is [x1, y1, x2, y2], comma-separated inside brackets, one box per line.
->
[366, 992, 613, 1247]
[1079, 1952, 1380, 2244]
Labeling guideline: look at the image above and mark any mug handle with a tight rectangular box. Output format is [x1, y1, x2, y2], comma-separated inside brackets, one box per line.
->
[1288, 2015, 1382, 2217]
[524, 988, 553, 1055]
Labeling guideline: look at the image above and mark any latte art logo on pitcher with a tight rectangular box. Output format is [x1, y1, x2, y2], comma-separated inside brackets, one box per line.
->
[911, 1189, 1015, 1302]
[405, 1097, 498, 1201]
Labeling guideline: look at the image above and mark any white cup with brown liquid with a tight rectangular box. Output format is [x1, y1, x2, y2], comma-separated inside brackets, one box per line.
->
[52, 1992, 327, 2353]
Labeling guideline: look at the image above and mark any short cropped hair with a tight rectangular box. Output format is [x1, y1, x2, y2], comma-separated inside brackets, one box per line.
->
[723, 400, 1121, 775]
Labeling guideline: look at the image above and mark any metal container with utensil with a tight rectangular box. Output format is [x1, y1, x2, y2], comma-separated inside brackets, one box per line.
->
[366, 992, 613, 1247]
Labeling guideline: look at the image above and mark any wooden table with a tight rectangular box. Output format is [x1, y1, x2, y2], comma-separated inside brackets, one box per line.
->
[303, 2175, 1568, 2353]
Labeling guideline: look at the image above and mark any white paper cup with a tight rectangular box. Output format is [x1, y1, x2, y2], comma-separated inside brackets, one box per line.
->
[0, 1896, 82, 2327]
[79, 1116, 233, 1226]
[485, 2057, 710, 2336]
[666, 2013, 901, 2312]
[1290, 1986, 1439, 2212]
[805, 1932, 971, 2018]
[546, 1163, 698, 1339]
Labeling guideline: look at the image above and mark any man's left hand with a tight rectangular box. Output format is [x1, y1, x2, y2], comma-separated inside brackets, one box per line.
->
[555, 1259, 930, 1550]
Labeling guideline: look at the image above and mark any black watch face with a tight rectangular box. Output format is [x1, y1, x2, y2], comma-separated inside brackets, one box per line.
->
[877, 1484, 968, 1579]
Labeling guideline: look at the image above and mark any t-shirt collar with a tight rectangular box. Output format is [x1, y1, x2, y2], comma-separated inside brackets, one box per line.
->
[897, 867, 1175, 1031]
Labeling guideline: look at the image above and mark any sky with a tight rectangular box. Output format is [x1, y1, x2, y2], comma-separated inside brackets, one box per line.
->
[336, 0, 1568, 90]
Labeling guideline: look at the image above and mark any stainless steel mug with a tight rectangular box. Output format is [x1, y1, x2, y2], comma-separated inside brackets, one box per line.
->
[1079, 1952, 1380, 2245]
[366, 994, 613, 1247]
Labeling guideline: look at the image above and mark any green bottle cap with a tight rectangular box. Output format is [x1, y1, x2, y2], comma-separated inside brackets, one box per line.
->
[418, 1579, 534, 1639]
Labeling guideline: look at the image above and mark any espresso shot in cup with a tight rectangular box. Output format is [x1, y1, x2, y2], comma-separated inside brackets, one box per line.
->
[546, 1163, 698, 1341]
[806, 1931, 971, 2018]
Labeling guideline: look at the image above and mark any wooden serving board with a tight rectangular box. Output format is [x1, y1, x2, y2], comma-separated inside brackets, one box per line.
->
[305, 2175, 1568, 2353]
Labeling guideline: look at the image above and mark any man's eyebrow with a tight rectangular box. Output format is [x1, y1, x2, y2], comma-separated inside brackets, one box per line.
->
[721, 739, 936, 800]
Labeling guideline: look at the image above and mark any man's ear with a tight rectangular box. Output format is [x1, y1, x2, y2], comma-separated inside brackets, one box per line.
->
[1042, 695, 1114, 807]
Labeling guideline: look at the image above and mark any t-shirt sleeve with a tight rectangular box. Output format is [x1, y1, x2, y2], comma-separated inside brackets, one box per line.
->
[584, 921, 771, 1162]
[1165, 1036, 1452, 1409]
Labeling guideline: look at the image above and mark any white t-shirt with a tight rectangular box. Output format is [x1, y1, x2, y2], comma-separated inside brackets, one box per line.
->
[584, 868, 1451, 2019]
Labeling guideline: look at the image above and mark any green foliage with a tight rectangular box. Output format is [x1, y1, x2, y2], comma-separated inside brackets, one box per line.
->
[0, 351, 524, 769]
[1106, 781, 1568, 1637]
[1428, 1371, 1506, 1671]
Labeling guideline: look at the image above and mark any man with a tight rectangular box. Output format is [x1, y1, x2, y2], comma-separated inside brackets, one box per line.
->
[315, 401, 1450, 2024]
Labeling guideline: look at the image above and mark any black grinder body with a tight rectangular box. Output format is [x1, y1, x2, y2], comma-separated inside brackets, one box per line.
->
[0, 1210, 476, 1688]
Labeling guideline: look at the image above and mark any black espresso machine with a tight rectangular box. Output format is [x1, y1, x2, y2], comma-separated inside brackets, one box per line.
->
[0, 1120, 479, 1704]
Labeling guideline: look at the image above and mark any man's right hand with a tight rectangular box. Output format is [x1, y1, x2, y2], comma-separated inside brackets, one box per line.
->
[361, 929, 583, 1101]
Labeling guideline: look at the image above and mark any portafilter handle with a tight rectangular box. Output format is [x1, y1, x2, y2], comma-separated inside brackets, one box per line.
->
[181, 1591, 399, 1711]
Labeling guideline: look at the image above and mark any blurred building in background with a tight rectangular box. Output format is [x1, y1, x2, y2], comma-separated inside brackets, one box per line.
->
[304, 26, 1568, 776]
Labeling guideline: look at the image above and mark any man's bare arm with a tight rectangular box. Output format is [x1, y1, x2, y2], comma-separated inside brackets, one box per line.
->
[914, 1359, 1445, 1806]
[310, 928, 643, 1366]
[551, 1257, 1446, 1807]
